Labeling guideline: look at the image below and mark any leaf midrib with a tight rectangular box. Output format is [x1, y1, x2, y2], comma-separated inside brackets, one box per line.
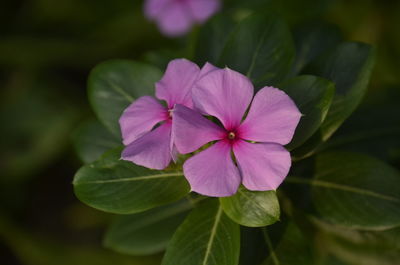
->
[75, 172, 183, 185]
[202, 206, 223, 265]
[286, 176, 400, 203]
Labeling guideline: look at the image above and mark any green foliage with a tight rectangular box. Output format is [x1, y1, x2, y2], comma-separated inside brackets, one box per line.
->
[279, 75, 335, 149]
[162, 200, 240, 265]
[219, 13, 295, 87]
[104, 199, 193, 255]
[73, 149, 190, 214]
[220, 187, 280, 227]
[88, 60, 162, 137]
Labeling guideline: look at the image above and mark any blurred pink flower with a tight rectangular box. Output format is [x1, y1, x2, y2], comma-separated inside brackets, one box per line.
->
[144, 0, 221, 37]
[173, 68, 301, 197]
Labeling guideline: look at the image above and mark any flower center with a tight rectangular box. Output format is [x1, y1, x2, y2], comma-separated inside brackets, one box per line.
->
[228, 132, 236, 140]
[168, 109, 173, 118]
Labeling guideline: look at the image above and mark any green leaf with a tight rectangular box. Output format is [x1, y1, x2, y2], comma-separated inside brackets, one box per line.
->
[290, 21, 342, 75]
[219, 13, 295, 87]
[314, 219, 400, 265]
[220, 187, 280, 227]
[262, 222, 313, 265]
[72, 120, 120, 164]
[73, 148, 190, 214]
[304, 42, 375, 140]
[104, 199, 193, 255]
[194, 13, 236, 65]
[88, 60, 162, 137]
[162, 199, 240, 265]
[287, 152, 400, 230]
[279, 75, 335, 150]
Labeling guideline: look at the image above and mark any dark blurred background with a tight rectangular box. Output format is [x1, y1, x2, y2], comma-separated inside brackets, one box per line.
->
[0, 0, 399, 264]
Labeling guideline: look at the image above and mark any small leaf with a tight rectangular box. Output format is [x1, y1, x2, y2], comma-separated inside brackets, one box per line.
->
[88, 60, 162, 137]
[104, 199, 193, 255]
[279, 75, 335, 149]
[288, 152, 400, 230]
[72, 120, 120, 164]
[303, 42, 375, 140]
[162, 199, 240, 265]
[219, 13, 295, 87]
[220, 187, 280, 227]
[73, 148, 190, 214]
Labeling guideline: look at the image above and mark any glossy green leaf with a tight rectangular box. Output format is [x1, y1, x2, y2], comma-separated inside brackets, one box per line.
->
[104, 199, 193, 255]
[73, 149, 190, 214]
[162, 200, 240, 265]
[219, 13, 295, 87]
[194, 13, 236, 65]
[279, 75, 335, 150]
[262, 222, 313, 265]
[72, 120, 120, 164]
[304, 42, 375, 140]
[220, 187, 280, 227]
[88, 60, 162, 137]
[288, 152, 400, 230]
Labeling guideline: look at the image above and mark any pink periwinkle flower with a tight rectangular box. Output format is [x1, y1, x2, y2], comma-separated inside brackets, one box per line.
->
[173, 67, 302, 197]
[119, 59, 216, 170]
[144, 0, 221, 37]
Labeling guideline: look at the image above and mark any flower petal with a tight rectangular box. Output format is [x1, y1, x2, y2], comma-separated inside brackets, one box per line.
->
[233, 140, 291, 191]
[193, 68, 253, 130]
[186, 0, 221, 23]
[119, 96, 167, 145]
[156, 2, 193, 37]
[121, 122, 172, 170]
[172, 104, 224, 154]
[198, 62, 219, 79]
[144, 0, 171, 20]
[238, 86, 301, 145]
[183, 140, 241, 197]
[156, 59, 200, 108]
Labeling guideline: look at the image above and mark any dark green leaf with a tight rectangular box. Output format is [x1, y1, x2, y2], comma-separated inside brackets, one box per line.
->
[239, 227, 268, 265]
[72, 120, 120, 164]
[279, 75, 335, 149]
[303, 42, 375, 140]
[288, 152, 400, 230]
[73, 148, 190, 214]
[104, 199, 193, 255]
[220, 187, 280, 227]
[194, 13, 236, 65]
[262, 222, 313, 265]
[290, 21, 342, 75]
[219, 13, 295, 87]
[162, 200, 240, 265]
[88, 60, 162, 137]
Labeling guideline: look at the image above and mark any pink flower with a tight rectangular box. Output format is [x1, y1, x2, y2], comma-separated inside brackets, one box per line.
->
[144, 0, 221, 37]
[173, 67, 302, 197]
[119, 58, 205, 170]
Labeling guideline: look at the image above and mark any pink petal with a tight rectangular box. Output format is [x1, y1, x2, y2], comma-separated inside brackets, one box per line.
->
[172, 104, 224, 154]
[156, 2, 193, 37]
[119, 96, 168, 145]
[186, 0, 221, 23]
[192, 68, 254, 130]
[144, 0, 171, 20]
[183, 140, 241, 197]
[156, 59, 200, 108]
[233, 140, 291, 191]
[121, 122, 172, 170]
[238, 86, 301, 145]
[198, 62, 220, 79]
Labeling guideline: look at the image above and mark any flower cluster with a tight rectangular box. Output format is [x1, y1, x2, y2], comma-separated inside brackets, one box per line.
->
[120, 59, 301, 197]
